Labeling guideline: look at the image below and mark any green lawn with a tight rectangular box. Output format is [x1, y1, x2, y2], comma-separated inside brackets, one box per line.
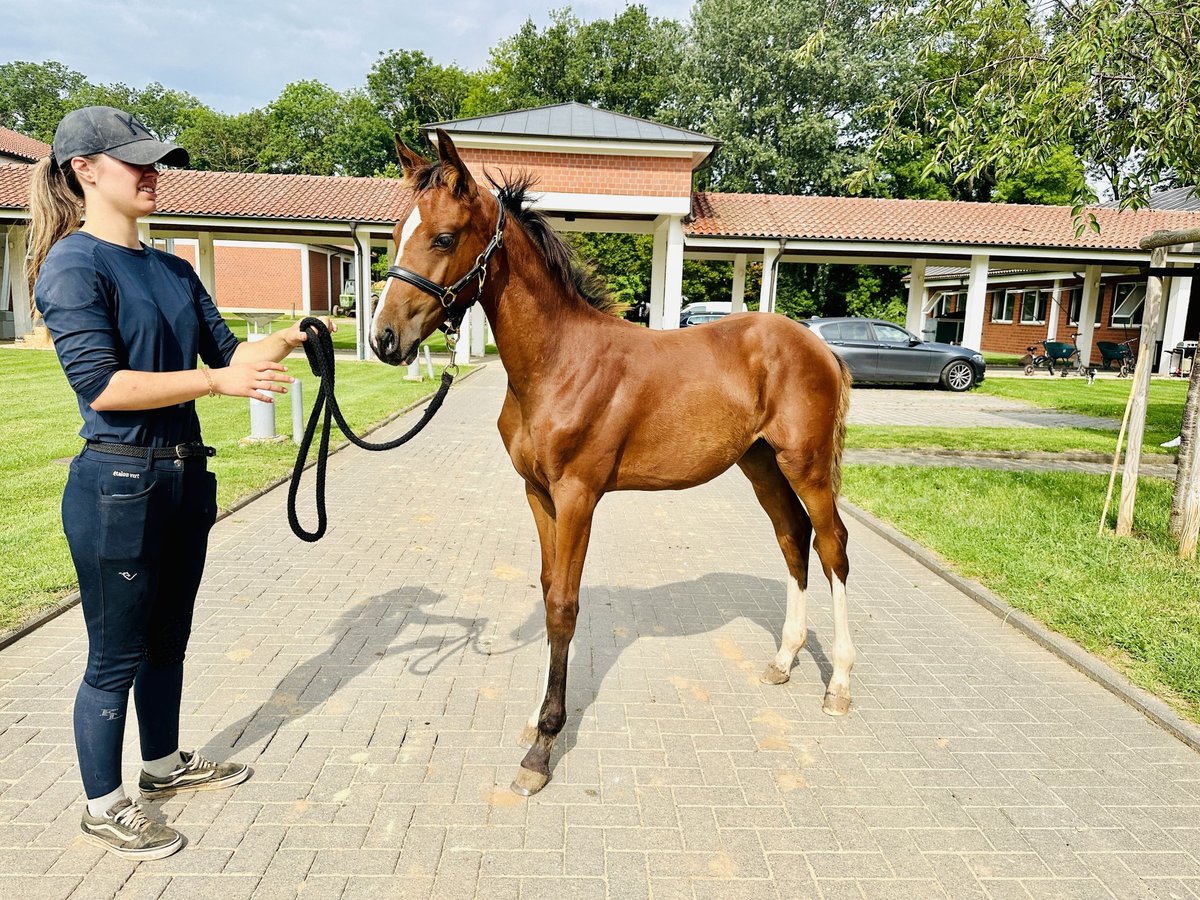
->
[843, 466, 1200, 722]
[0, 347, 468, 634]
[846, 378, 1187, 456]
[221, 316, 479, 355]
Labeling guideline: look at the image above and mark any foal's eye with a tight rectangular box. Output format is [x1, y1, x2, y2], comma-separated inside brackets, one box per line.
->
[433, 234, 454, 250]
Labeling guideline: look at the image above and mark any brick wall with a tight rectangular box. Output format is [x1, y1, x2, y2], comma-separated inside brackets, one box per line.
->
[971, 280, 1143, 359]
[456, 147, 694, 197]
[168, 243, 303, 311]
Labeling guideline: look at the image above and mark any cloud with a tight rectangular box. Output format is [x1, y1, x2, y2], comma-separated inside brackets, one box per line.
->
[1, 0, 695, 113]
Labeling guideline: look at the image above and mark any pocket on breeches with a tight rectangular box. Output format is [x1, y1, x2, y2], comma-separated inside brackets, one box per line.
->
[97, 468, 162, 562]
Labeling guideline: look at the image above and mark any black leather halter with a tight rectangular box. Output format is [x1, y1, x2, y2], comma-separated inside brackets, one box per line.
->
[384, 201, 506, 334]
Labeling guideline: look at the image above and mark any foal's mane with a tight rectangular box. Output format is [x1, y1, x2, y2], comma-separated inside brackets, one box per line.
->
[408, 162, 625, 317]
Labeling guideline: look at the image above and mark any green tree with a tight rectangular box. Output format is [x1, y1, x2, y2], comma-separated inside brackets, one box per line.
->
[258, 81, 391, 176]
[0, 61, 87, 141]
[367, 49, 475, 150]
[178, 107, 270, 173]
[672, 0, 893, 196]
[479, 5, 685, 119]
[866, 0, 1199, 209]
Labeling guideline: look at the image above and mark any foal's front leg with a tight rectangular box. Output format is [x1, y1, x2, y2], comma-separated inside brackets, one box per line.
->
[512, 482, 597, 797]
[518, 484, 555, 750]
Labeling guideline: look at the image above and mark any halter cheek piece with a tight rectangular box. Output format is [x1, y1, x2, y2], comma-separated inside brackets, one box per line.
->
[384, 201, 506, 344]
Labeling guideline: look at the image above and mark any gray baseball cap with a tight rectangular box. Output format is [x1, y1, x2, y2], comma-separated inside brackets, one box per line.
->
[52, 106, 189, 168]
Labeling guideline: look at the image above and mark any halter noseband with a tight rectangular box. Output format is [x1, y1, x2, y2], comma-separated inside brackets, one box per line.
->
[384, 201, 506, 336]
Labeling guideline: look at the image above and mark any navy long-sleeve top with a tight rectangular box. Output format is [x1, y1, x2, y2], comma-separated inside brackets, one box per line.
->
[35, 231, 240, 447]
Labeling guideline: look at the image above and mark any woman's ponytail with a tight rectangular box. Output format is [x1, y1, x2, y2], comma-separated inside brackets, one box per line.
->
[26, 156, 85, 295]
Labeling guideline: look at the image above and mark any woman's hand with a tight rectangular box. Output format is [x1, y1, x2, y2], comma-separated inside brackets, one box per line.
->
[280, 317, 337, 351]
[210, 360, 295, 403]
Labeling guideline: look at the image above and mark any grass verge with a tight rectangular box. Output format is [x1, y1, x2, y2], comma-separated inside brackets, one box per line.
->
[0, 347, 468, 634]
[843, 464, 1200, 723]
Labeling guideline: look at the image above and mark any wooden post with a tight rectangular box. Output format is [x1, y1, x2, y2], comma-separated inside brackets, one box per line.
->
[1116, 245, 1168, 536]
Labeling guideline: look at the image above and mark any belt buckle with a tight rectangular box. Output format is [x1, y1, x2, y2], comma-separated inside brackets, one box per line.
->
[173, 443, 195, 459]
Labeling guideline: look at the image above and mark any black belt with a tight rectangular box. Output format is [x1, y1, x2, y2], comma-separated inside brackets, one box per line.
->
[86, 441, 217, 460]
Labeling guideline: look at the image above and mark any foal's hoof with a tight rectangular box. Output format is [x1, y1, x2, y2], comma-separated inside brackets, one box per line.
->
[759, 663, 791, 685]
[822, 691, 852, 716]
[517, 725, 538, 749]
[510, 766, 550, 797]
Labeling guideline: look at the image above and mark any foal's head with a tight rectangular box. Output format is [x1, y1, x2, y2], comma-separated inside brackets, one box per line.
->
[371, 130, 500, 366]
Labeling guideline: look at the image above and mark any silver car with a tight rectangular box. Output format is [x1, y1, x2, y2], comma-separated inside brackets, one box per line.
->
[801, 317, 986, 391]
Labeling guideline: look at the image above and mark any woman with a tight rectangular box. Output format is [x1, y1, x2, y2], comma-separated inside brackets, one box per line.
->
[29, 106, 328, 860]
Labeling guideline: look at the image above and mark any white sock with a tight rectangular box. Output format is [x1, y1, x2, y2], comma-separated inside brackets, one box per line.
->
[142, 750, 184, 778]
[87, 785, 127, 818]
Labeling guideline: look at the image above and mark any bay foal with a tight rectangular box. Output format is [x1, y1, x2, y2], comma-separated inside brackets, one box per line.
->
[372, 132, 855, 795]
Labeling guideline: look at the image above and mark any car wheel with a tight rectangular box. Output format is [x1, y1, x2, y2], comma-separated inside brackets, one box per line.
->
[941, 360, 976, 392]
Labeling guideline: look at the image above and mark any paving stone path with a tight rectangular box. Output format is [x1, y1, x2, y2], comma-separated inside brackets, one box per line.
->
[2, 364, 1199, 899]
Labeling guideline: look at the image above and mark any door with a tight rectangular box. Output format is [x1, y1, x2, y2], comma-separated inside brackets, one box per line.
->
[820, 320, 878, 379]
[872, 322, 937, 382]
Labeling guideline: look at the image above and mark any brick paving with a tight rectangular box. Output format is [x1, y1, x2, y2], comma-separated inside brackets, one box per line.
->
[2, 364, 1200, 899]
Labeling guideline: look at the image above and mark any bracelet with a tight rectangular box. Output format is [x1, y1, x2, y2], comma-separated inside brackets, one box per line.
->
[200, 366, 217, 398]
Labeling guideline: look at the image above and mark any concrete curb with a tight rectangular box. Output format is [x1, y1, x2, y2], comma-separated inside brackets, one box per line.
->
[839, 498, 1200, 755]
[0, 364, 486, 653]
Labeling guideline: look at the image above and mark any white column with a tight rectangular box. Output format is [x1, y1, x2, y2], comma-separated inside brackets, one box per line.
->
[1078, 265, 1102, 365]
[1160, 265, 1194, 373]
[905, 258, 927, 336]
[662, 216, 685, 330]
[300, 245, 311, 316]
[648, 216, 668, 329]
[197, 232, 217, 299]
[470, 302, 486, 356]
[1047, 279, 1061, 341]
[136, 221, 151, 247]
[962, 254, 989, 349]
[731, 254, 747, 313]
[760, 246, 781, 313]
[455, 310, 471, 365]
[5, 227, 31, 337]
[359, 234, 375, 361]
[0, 228, 10, 314]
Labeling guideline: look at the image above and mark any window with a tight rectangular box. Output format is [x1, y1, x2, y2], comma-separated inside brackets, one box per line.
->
[818, 323, 842, 341]
[1111, 282, 1146, 327]
[992, 290, 1017, 323]
[842, 321, 872, 341]
[1066, 287, 1103, 326]
[874, 323, 911, 343]
[937, 291, 965, 316]
[1020, 289, 1048, 324]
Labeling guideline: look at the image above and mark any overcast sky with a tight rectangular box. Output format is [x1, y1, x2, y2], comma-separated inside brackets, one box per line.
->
[2, 1, 696, 114]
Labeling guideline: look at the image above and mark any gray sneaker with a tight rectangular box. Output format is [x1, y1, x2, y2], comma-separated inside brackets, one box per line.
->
[138, 750, 251, 800]
[81, 797, 183, 860]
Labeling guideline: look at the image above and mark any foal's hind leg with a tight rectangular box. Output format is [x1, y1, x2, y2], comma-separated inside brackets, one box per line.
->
[777, 460, 855, 716]
[737, 442, 813, 686]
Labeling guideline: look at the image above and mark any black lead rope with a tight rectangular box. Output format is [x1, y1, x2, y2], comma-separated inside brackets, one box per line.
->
[287, 317, 455, 542]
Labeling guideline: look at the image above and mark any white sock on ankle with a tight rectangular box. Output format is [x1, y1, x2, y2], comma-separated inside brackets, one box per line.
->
[87, 785, 127, 818]
[142, 750, 184, 778]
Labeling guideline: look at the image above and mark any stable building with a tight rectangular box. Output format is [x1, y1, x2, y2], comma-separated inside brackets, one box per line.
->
[3, 107, 1200, 370]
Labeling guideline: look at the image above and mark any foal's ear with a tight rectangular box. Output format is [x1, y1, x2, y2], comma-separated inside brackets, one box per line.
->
[394, 136, 429, 179]
[434, 129, 478, 199]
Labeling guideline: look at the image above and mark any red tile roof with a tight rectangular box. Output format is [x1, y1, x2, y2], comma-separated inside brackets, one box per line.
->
[687, 192, 1200, 251]
[0, 128, 50, 163]
[0, 165, 413, 223]
[158, 169, 412, 222]
[3, 161, 1197, 254]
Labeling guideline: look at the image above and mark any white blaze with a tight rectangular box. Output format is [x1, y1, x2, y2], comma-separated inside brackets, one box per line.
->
[373, 206, 423, 335]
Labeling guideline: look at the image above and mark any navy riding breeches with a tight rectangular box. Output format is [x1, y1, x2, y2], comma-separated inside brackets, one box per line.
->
[63, 446, 218, 694]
